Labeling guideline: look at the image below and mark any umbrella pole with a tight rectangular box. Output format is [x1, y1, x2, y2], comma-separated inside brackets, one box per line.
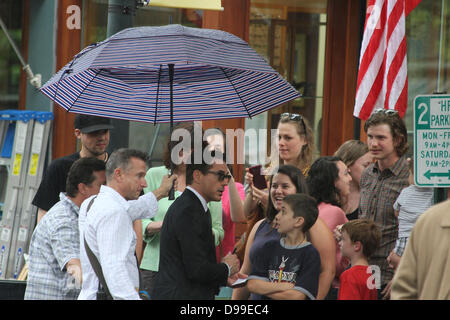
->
[168, 63, 175, 200]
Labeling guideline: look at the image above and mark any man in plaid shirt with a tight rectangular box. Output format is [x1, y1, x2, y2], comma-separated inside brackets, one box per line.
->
[359, 109, 410, 300]
[25, 158, 106, 300]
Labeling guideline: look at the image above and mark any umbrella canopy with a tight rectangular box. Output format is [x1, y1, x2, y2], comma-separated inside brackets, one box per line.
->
[40, 24, 300, 124]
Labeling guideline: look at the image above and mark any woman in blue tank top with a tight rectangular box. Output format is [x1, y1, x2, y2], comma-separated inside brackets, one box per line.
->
[233, 165, 308, 299]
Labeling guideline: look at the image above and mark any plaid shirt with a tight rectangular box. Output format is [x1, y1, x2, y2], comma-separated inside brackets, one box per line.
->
[25, 193, 80, 300]
[359, 156, 409, 286]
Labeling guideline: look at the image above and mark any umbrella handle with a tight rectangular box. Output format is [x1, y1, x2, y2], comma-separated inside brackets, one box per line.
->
[168, 185, 175, 200]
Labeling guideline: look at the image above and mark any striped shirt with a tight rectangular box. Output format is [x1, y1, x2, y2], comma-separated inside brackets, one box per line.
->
[25, 193, 80, 300]
[359, 155, 409, 285]
[393, 185, 434, 238]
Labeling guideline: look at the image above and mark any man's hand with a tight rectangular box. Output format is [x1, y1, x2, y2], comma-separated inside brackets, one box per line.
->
[381, 280, 393, 300]
[66, 259, 82, 288]
[387, 250, 401, 271]
[227, 272, 248, 287]
[154, 174, 178, 200]
[145, 221, 163, 236]
[333, 224, 344, 242]
[221, 253, 240, 276]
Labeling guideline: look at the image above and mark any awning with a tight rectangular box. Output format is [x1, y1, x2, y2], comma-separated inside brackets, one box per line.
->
[148, 0, 223, 11]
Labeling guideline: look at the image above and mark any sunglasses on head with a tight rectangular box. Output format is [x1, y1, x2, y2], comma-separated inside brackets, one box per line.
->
[281, 112, 307, 137]
[373, 108, 399, 115]
[206, 170, 232, 182]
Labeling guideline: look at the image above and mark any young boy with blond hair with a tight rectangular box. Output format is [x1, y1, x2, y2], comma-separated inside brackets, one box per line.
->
[247, 194, 321, 300]
[338, 219, 381, 300]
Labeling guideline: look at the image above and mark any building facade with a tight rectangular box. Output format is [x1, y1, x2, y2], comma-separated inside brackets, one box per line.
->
[1, 0, 449, 183]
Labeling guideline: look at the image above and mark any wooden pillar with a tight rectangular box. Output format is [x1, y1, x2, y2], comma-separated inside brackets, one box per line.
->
[52, 0, 82, 159]
[322, 0, 363, 155]
[202, 0, 250, 183]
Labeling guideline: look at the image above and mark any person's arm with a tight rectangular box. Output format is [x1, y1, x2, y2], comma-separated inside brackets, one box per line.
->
[309, 217, 336, 300]
[144, 220, 163, 237]
[37, 208, 47, 224]
[133, 220, 144, 265]
[391, 223, 419, 300]
[231, 219, 264, 300]
[266, 289, 306, 300]
[247, 279, 294, 296]
[66, 258, 82, 287]
[228, 178, 246, 223]
[209, 201, 225, 246]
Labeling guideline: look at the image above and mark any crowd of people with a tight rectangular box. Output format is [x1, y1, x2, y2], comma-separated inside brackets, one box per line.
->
[23, 110, 449, 300]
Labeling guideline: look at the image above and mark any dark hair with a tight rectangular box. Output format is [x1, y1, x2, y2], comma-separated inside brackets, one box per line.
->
[364, 110, 409, 157]
[341, 219, 381, 259]
[204, 127, 234, 175]
[106, 148, 149, 180]
[283, 194, 318, 232]
[185, 143, 225, 185]
[163, 122, 197, 170]
[66, 157, 106, 197]
[266, 165, 309, 223]
[306, 156, 342, 207]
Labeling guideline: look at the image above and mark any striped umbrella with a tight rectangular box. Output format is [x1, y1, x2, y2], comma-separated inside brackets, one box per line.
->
[40, 24, 300, 124]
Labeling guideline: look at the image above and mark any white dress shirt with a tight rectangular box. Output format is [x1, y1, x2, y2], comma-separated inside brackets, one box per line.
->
[78, 185, 158, 300]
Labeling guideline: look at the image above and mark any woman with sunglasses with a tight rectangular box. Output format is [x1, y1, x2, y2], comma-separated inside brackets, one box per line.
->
[242, 112, 315, 221]
[139, 122, 224, 298]
[232, 165, 336, 300]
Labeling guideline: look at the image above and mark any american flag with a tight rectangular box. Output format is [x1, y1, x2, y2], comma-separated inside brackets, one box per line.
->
[354, 0, 422, 120]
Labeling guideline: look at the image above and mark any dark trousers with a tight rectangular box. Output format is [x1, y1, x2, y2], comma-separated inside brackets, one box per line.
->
[140, 269, 158, 299]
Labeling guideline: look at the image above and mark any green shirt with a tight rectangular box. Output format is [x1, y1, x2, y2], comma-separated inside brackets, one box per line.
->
[140, 166, 224, 271]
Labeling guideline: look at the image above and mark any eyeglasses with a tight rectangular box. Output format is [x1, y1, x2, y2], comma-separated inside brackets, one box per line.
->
[280, 112, 307, 137]
[206, 170, 232, 182]
[372, 108, 399, 115]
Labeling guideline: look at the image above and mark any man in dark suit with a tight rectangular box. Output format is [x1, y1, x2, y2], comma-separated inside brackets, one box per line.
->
[152, 149, 241, 300]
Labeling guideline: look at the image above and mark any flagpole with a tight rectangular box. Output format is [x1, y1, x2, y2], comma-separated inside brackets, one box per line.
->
[436, 0, 445, 93]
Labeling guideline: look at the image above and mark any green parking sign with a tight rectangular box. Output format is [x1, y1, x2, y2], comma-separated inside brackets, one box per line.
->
[414, 94, 450, 186]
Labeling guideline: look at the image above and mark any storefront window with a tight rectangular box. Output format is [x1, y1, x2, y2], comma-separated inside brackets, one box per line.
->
[81, 1, 202, 166]
[0, 1, 23, 110]
[406, 0, 449, 153]
[245, 0, 328, 168]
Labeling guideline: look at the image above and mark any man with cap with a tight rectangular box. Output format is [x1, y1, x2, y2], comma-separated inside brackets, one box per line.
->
[32, 114, 113, 223]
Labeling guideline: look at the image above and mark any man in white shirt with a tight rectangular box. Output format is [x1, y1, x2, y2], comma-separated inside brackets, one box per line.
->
[78, 148, 176, 300]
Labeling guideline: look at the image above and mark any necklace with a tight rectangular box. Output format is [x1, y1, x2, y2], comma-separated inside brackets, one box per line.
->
[281, 236, 307, 249]
[103, 152, 108, 162]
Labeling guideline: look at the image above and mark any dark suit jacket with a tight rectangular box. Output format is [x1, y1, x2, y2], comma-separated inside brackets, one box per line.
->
[152, 188, 228, 300]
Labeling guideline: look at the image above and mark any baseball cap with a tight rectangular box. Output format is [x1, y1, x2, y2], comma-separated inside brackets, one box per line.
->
[74, 114, 114, 133]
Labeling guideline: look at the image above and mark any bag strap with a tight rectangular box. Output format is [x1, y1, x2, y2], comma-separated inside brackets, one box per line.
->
[83, 196, 113, 300]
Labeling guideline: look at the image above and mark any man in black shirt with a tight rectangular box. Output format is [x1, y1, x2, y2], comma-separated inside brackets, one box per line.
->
[32, 114, 113, 223]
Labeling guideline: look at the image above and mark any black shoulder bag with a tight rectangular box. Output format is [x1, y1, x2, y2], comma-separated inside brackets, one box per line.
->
[84, 196, 113, 300]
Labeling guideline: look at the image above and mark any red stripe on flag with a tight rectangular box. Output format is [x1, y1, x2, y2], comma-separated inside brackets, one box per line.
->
[396, 77, 408, 118]
[359, 60, 385, 119]
[405, 0, 422, 16]
[355, 0, 387, 94]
